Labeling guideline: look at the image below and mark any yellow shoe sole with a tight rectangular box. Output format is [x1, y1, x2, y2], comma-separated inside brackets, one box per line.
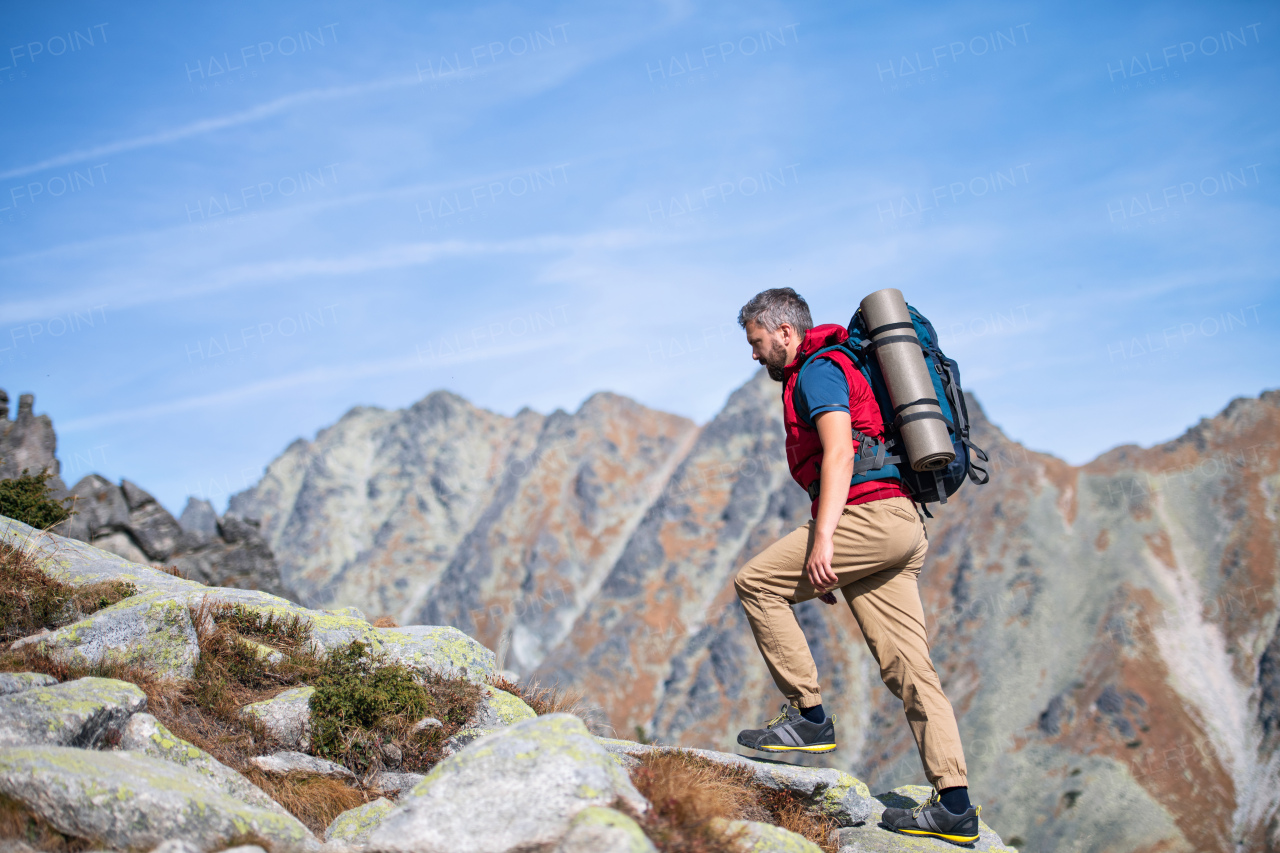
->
[896, 828, 980, 844]
[753, 742, 837, 753]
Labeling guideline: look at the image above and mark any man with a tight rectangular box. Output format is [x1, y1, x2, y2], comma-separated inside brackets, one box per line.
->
[733, 288, 981, 844]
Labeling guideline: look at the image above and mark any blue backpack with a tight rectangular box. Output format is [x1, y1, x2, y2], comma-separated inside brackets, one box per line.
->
[798, 304, 990, 511]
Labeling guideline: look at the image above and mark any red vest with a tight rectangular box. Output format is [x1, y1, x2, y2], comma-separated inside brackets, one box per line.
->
[781, 324, 909, 516]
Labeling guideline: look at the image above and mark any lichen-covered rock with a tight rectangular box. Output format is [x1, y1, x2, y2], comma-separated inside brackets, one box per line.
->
[366, 714, 647, 853]
[439, 686, 538, 758]
[325, 798, 395, 843]
[598, 739, 872, 827]
[0, 745, 315, 852]
[471, 685, 537, 729]
[0, 677, 145, 748]
[832, 786, 1015, 852]
[0, 518, 496, 685]
[250, 750, 355, 781]
[118, 713, 284, 814]
[371, 770, 425, 797]
[0, 672, 58, 695]
[714, 819, 822, 853]
[439, 728, 492, 757]
[239, 686, 313, 749]
[552, 806, 657, 853]
[376, 625, 496, 683]
[11, 592, 199, 680]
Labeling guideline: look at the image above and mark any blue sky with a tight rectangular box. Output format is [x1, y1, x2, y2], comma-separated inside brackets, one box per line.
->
[1, 1, 1276, 513]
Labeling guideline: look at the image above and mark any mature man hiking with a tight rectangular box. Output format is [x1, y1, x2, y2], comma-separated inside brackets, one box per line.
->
[733, 287, 982, 844]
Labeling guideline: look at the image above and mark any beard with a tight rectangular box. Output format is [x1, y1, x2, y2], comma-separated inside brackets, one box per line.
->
[763, 340, 789, 381]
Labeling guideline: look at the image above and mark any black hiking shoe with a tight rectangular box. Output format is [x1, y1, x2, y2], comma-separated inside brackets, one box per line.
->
[736, 703, 836, 754]
[881, 791, 981, 846]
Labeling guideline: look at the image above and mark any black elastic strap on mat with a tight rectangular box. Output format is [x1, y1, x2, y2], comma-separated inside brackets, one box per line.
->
[896, 411, 952, 429]
[863, 334, 921, 353]
[866, 321, 916, 338]
[893, 398, 938, 416]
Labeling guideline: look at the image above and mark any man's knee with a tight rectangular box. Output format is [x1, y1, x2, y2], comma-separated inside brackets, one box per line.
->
[733, 565, 755, 600]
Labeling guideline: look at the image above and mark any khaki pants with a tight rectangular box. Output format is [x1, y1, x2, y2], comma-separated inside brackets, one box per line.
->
[733, 495, 968, 790]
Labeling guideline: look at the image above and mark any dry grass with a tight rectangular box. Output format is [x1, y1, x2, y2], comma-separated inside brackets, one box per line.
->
[488, 672, 606, 731]
[0, 541, 136, 642]
[629, 751, 838, 853]
[242, 768, 372, 835]
[4, 544, 841, 851]
[372, 615, 399, 628]
[0, 794, 95, 852]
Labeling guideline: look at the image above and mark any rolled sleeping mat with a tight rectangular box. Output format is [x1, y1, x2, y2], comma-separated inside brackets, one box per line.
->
[859, 288, 956, 472]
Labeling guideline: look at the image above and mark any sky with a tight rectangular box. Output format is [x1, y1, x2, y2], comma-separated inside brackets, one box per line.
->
[0, 1, 1276, 514]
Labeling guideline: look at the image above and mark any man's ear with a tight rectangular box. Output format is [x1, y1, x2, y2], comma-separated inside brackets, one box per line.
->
[778, 323, 795, 346]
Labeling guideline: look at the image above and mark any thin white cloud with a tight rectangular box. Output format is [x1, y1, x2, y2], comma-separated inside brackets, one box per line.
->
[58, 331, 574, 433]
[0, 228, 671, 324]
[0, 76, 418, 181]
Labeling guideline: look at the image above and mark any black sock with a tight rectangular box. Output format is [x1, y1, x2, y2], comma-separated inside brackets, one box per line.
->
[799, 703, 825, 724]
[939, 786, 970, 815]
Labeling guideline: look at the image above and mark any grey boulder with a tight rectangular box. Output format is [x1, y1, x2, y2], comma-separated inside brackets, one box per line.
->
[325, 797, 395, 843]
[119, 712, 286, 814]
[371, 770, 426, 797]
[714, 818, 823, 852]
[11, 592, 199, 681]
[0, 672, 57, 695]
[598, 739, 873, 827]
[0, 745, 315, 852]
[239, 686, 314, 749]
[250, 750, 355, 781]
[552, 806, 657, 853]
[366, 714, 648, 853]
[0, 677, 145, 748]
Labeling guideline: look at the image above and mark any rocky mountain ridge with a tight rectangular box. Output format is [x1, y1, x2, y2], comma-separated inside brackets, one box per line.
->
[228, 375, 1280, 853]
[0, 389, 293, 599]
[0, 515, 1016, 852]
[7, 376, 1278, 852]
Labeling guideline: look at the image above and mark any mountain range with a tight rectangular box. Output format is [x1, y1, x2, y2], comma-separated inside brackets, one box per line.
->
[6, 374, 1277, 852]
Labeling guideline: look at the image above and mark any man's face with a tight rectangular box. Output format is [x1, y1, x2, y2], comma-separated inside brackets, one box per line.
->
[744, 320, 797, 381]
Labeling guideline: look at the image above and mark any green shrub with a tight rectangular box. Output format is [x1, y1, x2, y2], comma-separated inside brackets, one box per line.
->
[0, 468, 74, 530]
[310, 640, 481, 774]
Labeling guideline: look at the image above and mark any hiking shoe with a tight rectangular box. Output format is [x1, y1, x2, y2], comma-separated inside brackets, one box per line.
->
[881, 791, 981, 846]
[736, 703, 836, 754]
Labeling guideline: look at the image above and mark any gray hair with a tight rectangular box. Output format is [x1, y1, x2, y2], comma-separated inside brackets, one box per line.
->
[737, 288, 813, 336]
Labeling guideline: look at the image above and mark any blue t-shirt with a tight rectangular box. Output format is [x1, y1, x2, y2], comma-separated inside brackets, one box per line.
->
[795, 358, 850, 426]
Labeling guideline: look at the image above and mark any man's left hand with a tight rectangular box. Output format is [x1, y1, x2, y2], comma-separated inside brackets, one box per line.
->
[806, 534, 839, 593]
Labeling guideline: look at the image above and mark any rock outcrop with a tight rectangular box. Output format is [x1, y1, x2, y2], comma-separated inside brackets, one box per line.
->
[1, 517, 497, 686]
[365, 714, 648, 853]
[58, 475, 293, 599]
[0, 677, 145, 748]
[0, 517, 1018, 852]
[0, 389, 294, 599]
[0, 391, 63, 491]
[0, 746, 314, 851]
[226, 376, 1280, 853]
